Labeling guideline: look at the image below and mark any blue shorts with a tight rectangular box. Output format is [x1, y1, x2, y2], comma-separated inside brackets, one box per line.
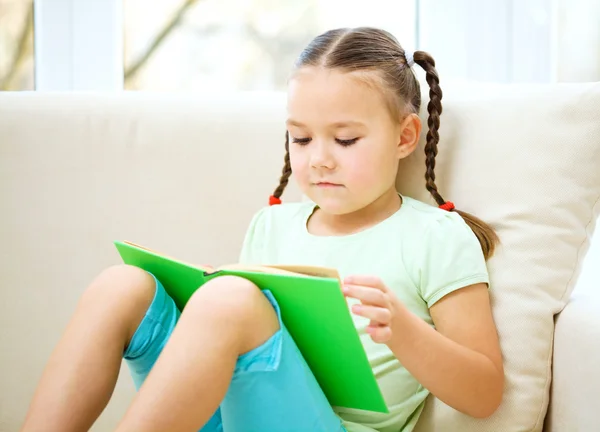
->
[123, 273, 346, 432]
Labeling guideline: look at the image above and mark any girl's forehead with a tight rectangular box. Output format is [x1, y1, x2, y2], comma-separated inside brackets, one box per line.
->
[287, 67, 390, 123]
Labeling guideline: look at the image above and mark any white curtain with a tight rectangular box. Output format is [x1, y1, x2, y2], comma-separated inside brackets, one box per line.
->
[556, 0, 600, 82]
[418, 0, 600, 83]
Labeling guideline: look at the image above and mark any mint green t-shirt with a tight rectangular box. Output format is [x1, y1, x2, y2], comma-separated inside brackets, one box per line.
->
[239, 195, 489, 432]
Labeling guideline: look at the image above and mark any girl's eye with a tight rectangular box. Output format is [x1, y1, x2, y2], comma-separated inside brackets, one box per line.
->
[336, 137, 359, 146]
[291, 137, 359, 146]
[292, 137, 311, 145]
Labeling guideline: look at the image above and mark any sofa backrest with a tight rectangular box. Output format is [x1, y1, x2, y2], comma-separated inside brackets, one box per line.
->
[1, 83, 599, 431]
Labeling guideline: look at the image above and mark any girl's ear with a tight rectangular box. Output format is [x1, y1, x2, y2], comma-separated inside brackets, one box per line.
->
[397, 113, 421, 160]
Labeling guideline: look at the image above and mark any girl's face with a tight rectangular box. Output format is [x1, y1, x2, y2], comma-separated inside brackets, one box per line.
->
[286, 67, 415, 215]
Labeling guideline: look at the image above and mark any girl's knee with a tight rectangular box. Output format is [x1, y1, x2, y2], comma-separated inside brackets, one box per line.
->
[185, 276, 280, 350]
[83, 265, 156, 322]
[186, 276, 263, 315]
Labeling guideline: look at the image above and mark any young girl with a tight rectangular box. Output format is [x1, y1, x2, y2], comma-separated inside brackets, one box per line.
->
[21, 27, 503, 432]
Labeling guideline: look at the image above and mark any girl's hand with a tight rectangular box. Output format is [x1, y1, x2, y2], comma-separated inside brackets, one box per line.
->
[342, 275, 400, 344]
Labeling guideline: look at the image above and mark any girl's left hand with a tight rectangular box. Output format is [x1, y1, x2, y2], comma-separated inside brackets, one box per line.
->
[342, 275, 400, 344]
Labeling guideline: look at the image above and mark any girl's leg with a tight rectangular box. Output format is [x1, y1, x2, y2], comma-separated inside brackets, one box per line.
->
[20, 265, 156, 432]
[221, 290, 345, 432]
[114, 276, 281, 432]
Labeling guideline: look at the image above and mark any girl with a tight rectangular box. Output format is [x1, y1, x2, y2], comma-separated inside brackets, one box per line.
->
[21, 27, 503, 432]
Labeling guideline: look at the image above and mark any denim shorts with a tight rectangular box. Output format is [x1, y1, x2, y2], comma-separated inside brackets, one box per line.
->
[123, 273, 346, 432]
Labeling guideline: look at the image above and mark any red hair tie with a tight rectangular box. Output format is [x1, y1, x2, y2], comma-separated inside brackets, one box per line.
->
[439, 201, 455, 211]
[269, 195, 282, 206]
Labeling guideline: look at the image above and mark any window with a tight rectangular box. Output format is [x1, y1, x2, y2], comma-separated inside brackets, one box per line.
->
[0, 0, 35, 91]
[123, 0, 416, 91]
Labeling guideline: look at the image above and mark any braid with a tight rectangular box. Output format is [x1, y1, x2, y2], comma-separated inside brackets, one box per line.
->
[414, 51, 499, 259]
[414, 51, 445, 207]
[272, 131, 292, 200]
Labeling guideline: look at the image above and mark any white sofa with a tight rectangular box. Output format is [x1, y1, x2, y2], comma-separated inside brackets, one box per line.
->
[1, 86, 599, 432]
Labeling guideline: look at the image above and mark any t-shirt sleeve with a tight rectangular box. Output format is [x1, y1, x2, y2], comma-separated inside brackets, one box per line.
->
[419, 212, 490, 307]
[238, 207, 269, 264]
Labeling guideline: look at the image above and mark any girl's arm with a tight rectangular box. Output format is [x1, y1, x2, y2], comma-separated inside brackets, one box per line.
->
[387, 283, 503, 418]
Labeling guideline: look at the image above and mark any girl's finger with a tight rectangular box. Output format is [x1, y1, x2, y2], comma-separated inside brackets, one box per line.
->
[367, 325, 392, 343]
[343, 284, 388, 306]
[352, 304, 392, 325]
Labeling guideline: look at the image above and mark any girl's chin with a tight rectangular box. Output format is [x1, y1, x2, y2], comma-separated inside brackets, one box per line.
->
[308, 196, 357, 215]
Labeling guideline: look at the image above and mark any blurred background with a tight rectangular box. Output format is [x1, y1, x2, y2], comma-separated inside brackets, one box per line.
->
[1, 0, 599, 294]
[2, 0, 599, 92]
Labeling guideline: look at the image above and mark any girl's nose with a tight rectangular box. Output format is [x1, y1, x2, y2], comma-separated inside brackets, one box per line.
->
[310, 141, 335, 169]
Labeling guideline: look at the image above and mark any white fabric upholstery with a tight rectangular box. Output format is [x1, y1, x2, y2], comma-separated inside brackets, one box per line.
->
[545, 293, 600, 431]
[0, 84, 599, 431]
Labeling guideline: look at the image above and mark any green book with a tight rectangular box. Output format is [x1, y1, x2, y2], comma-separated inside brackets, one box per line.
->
[114, 240, 388, 414]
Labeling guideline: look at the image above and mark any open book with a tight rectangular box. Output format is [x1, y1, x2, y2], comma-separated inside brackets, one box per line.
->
[114, 240, 388, 414]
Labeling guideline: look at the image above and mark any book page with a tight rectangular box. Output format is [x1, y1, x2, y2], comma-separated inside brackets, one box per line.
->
[265, 265, 340, 280]
[218, 263, 340, 280]
[122, 241, 339, 279]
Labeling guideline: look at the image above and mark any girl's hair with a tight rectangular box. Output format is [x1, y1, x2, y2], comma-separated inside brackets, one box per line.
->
[273, 27, 498, 259]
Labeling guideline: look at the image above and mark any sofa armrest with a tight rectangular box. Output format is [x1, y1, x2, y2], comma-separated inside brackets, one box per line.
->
[545, 292, 600, 431]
